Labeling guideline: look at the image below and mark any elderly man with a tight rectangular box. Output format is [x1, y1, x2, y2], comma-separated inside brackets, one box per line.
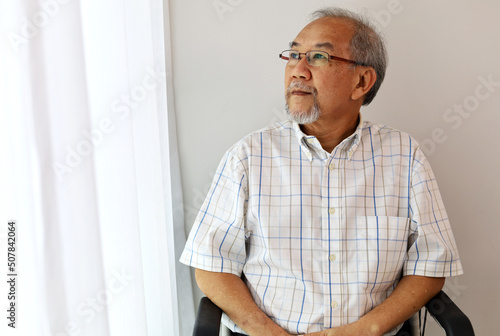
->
[180, 7, 462, 336]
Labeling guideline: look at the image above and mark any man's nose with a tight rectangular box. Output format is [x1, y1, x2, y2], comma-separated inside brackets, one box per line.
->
[289, 56, 312, 80]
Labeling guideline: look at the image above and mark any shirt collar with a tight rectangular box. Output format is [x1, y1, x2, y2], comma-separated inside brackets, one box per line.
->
[292, 114, 364, 162]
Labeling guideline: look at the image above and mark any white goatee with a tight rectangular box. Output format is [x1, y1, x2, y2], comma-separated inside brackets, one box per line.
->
[285, 82, 321, 124]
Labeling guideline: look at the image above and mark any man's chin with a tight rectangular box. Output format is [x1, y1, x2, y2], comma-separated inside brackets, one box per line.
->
[285, 109, 320, 125]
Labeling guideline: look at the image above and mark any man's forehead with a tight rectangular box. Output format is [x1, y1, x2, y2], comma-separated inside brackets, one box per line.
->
[291, 17, 353, 50]
[290, 41, 335, 51]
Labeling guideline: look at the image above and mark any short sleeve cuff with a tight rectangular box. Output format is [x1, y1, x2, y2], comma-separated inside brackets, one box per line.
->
[179, 247, 244, 276]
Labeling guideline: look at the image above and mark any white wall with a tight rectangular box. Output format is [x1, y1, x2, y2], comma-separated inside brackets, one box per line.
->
[169, 0, 500, 334]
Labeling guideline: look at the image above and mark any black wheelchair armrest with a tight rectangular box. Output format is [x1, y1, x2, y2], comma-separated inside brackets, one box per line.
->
[425, 290, 474, 336]
[193, 297, 223, 336]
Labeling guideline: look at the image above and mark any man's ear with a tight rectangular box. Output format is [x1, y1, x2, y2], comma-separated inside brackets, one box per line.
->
[351, 67, 377, 102]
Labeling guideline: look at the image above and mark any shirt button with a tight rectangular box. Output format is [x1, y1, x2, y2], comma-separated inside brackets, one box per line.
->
[331, 301, 338, 309]
[329, 163, 335, 170]
[329, 254, 336, 261]
[307, 138, 315, 144]
[328, 207, 336, 215]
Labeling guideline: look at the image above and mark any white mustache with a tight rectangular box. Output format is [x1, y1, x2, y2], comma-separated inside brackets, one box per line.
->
[286, 82, 317, 96]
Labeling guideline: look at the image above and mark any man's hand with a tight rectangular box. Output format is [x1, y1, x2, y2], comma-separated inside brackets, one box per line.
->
[304, 321, 377, 336]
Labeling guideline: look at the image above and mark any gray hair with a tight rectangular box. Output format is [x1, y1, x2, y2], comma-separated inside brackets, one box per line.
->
[311, 8, 388, 106]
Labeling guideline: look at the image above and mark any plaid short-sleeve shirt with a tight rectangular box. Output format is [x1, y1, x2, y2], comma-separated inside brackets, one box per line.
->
[180, 117, 463, 335]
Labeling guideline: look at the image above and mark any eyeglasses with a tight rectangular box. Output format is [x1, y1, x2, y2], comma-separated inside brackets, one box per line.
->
[279, 50, 365, 67]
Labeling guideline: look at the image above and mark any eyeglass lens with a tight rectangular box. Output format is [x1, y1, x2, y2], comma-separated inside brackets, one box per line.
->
[281, 50, 329, 66]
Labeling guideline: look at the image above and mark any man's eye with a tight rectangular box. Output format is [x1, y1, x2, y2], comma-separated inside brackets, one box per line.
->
[312, 53, 327, 59]
[290, 52, 300, 59]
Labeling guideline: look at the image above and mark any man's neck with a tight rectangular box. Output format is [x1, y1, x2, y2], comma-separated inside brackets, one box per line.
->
[300, 113, 360, 153]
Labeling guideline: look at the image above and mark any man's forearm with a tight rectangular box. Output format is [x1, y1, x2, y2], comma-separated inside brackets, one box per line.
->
[305, 275, 445, 336]
[195, 268, 290, 336]
[355, 275, 445, 336]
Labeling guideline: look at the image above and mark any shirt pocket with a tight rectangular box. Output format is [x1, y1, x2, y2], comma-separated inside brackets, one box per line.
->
[351, 216, 410, 293]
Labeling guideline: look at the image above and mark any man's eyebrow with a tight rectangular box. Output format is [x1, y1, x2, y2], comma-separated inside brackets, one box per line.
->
[288, 41, 335, 50]
[314, 42, 334, 50]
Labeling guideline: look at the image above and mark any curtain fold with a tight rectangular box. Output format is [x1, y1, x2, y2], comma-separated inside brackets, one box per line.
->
[161, 0, 196, 333]
[0, 0, 193, 335]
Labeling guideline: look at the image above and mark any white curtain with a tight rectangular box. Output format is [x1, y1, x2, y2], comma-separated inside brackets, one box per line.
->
[0, 1, 194, 335]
